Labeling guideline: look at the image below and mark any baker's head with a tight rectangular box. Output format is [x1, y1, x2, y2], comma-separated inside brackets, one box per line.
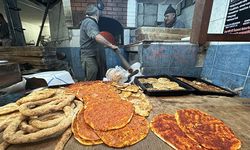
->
[85, 4, 100, 18]
[164, 4, 176, 25]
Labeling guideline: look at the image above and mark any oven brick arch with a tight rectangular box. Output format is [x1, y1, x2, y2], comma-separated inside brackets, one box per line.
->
[70, 0, 128, 27]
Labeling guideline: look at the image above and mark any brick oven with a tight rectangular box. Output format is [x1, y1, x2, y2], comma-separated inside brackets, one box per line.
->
[70, 0, 127, 45]
[70, 0, 128, 27]
[98, 16, 124, 45]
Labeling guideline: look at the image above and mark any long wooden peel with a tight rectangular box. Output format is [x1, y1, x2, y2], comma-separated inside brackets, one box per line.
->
[113, 48, 141, 82]
[113, 48, 133, 73]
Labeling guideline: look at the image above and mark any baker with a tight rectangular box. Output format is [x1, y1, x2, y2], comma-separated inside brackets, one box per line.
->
[159, 4, 185, 28]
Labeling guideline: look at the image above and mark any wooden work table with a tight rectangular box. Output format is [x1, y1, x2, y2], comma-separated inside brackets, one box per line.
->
[1, 95, 250, 150]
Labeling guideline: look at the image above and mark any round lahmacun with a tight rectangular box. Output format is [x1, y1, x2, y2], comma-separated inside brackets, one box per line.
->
[84, 100, 134, 131]
[72, 114, 103, 145]
[78, 82, 121, 104]
[75, 109, 100, 141]
[176, 109, 241, 150]
[151, 114, 203, 150]
[95, 115, 149, 148]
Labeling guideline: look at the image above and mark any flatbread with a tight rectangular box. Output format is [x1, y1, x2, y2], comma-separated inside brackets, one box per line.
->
[151, 81, 183, 90]
[157, 77, 170, 83]
[0, 112, 20, 122]
[95, 115, 149, 148]
[67, 82, 86, 91]
[0, 112, 21, 132]
[122, 85, 139, 93]
[111, 83, 152, 117]
[76, 109, 100, 141]
[128, 97, 152, 117]
[138, 78, 146, 83]
[152, 82, 169, 90]
[176, 109, 241, 150]
[77, 81, 121, 105]
[150, 114, 203, 150]
[16, 88, 56, 105]
[120, 91, 132, 98]
[177, 78, 230, 93]
[72, 113, 102, 145]
[66, 82, 86, 100]
[110, 81, 128, 89]
[146, 78, 158, 83]
[138, 77, 185, 91]
[131, 92, 141, 98]
[67, 81, 115, 101]
[84, 101, 134, 131]
[0, 103, 19, 115]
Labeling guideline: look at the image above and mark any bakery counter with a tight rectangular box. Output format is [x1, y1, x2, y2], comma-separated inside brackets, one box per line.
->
[1, 95, 250, 150]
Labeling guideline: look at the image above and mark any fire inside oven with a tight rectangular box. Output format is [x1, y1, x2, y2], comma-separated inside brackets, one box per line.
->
[98, 16, 124, 45]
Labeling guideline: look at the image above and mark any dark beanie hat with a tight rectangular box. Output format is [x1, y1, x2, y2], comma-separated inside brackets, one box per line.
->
[164, 4, 176, 15]
[85, 4, 99, 16]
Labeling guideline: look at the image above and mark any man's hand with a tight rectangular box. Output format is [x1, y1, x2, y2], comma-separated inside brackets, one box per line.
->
[110, 44, 119, 51]
[95, 34, 119, 52]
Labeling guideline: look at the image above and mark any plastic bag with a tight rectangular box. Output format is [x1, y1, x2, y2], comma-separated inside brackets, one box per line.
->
[129, 62, 142, 83]
[105, 66, 129, 84]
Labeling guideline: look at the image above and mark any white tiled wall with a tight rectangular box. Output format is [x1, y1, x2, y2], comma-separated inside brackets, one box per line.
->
[157, 4, 168, 22]
[208, 0, 230, 33]
[69, 29, 80, 47]
[210, 0, 229, 21]
[176, 0, 230, 31]
[208, 19, 226, 33]
[123, 29, 130, 45]
[127, 0, 137, 27]
[177, 4, 194, 28]
[178, 0, 230, 31]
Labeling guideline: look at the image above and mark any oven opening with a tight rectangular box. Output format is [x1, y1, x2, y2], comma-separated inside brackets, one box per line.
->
[98, 16, 124, 45]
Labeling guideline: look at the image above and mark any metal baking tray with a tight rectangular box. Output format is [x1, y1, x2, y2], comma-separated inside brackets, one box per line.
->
[134, 75, 195, 96]
[173, 76, 237, 97]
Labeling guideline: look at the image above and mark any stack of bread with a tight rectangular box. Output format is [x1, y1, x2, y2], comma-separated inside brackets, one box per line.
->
[110, 82, 152, 117]
[0, 88, 83, 150]
[68, 81, 150, 148]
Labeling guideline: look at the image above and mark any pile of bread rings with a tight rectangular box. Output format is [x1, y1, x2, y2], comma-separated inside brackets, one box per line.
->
[0, 88, 83, 150]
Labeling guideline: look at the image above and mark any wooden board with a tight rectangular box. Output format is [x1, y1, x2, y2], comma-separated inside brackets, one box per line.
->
[0, 56, 58, 66]
[1, 95, 249, 150]
[0, 46, 55, 52]
[0, 51, 56, 57]
[136, 33, 189, 41]
[0, 46, 56, 57]
[135, 27, 191, 35]
[0, 46, 60, 70]
[134, 27, 191, 43]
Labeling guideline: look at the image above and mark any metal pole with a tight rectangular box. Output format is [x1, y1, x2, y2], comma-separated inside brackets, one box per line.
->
[36, 0, 51, 46]
[3, 0, 26, 46]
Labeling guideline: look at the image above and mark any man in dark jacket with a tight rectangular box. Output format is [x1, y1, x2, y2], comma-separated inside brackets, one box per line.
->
[159, 4, 185, 28]
[80, 4, 118, 81]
